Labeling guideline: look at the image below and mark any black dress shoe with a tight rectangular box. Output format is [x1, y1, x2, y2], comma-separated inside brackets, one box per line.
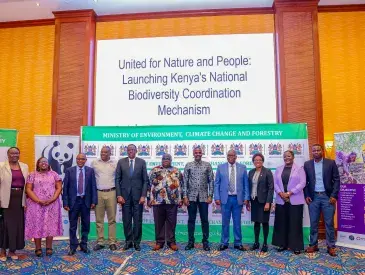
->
[218, 244, 228, 251]
[109, 244, 117, 251]
[93, 244, 105, 251]
[261, 244, 268, 253]
[68, 249, 76, 256]
[123, 243, 133, 250]
[185, 243, 194, 250]
[81, 247, 90, 254]
[203, 245, 210, 251]
[134, 244, 141, 251]
[251, 243, 260, 251]
[234, 245, 246, 251]
[277, 247, 287, 252]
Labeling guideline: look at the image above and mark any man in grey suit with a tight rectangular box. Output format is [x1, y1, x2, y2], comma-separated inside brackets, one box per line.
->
[115, 144, 148, 251]
[183, 147, 214, 251]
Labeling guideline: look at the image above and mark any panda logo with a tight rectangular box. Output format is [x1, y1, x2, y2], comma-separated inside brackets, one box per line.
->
[41, 141, 74, 176]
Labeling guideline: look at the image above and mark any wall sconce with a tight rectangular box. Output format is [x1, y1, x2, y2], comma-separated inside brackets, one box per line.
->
[325, 140, 334, 152]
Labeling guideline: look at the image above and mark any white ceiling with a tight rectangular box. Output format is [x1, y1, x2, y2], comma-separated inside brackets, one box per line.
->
[0, 0, 364, 22]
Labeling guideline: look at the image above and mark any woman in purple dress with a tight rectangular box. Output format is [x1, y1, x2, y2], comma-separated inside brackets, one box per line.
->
[25, 157, 63, 257]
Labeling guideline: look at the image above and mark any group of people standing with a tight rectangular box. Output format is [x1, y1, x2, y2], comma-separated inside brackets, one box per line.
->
[0, 143, 339, 260]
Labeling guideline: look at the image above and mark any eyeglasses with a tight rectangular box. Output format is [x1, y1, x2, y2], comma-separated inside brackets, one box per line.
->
[77, 158, 86, 161]
[253, 159, 263, 162]
[39, 161, 48, 164]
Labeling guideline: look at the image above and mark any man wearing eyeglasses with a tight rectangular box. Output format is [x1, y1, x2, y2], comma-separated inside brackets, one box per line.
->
[62, 153, 97, 255]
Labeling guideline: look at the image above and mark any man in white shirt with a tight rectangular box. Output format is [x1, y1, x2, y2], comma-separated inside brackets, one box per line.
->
[91, 146, 118, 251]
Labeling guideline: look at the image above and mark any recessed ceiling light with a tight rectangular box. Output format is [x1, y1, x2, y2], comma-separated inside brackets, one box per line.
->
[36, 2, 40, 6]
[93, 0, 98, 2]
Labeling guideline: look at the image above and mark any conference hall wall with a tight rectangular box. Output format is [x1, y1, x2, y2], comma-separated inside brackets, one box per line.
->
[0, 25, 55, 170]
[0, 10, 364, 202]
[318, 11, 365, 159]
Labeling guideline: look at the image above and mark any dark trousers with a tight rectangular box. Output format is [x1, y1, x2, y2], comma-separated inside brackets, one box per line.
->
[272, 202, 304, 251]
[122, 196, 143, 245]
[309, 193, 336, 248]
[187, 200, 209, 245]
[153, 204, 178, 245]
[69, 197, 90, 250]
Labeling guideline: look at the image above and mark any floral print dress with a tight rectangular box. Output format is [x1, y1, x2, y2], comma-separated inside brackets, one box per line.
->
[25, 171, 63, 239]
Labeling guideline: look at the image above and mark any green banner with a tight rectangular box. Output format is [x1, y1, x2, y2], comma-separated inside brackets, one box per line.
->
[82, 123, 308, 141]
[0, 129, 17, 147]
[83, 123, 310, 243]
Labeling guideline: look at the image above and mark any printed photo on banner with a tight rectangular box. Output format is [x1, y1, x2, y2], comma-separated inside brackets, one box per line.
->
[335, 131, 365, 185]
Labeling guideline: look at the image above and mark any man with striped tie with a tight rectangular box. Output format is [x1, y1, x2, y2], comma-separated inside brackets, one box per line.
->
[214, 150, 249, 251]
[63, 153, 97, 255]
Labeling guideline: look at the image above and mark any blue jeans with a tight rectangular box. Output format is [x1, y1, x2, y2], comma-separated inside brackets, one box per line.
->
[308, 193, 336, 248]
[221, 195, 243, 246]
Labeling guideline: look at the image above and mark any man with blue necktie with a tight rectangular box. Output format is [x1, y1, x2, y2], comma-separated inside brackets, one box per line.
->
[63, 153, 97, 255]
[214, 150, 249, 251]
[115, 144, 148, 251]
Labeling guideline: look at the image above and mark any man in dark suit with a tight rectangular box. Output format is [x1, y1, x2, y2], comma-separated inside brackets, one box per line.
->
[214, 150, 249, 251]
[115, 144, 148, 251]
[304, 144, 340, 256]
[63, 153, 97, 255]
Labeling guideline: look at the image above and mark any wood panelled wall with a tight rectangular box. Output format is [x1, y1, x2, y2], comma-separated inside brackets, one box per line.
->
[274, 0, 323, 147]
[319, 11, 365, 158]
[96, 14, 274, 39]
[52, 10, 96, 135]
[0, 25, 55, 170]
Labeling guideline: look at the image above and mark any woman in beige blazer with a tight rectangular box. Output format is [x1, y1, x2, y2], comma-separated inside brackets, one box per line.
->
[0, 147, 28, 261]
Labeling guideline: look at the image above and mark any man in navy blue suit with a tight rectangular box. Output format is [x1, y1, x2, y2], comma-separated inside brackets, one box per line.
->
[214, 149, 249, 251]
[63, 153, 97, 255]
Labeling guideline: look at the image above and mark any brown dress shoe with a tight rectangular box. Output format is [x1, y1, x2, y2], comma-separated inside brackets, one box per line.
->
[169, 243, 178, 251]
[153, 244, 162, 251]
[327, 247, 337, 257]
[305, 245, 319, 253]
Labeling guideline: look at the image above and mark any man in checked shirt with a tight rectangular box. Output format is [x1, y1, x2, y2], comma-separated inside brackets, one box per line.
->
[183, 147, 214, 251]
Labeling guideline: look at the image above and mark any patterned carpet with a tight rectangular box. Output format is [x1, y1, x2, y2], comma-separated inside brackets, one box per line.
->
[0, 240, 364, 275]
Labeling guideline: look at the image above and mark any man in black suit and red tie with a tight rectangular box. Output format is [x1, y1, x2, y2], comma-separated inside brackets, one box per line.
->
[115, 144, 148, 251]
[63, 153, 97, 255]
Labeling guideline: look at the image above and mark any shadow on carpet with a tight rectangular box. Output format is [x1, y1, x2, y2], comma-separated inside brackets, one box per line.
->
[0, 240, 364, 274]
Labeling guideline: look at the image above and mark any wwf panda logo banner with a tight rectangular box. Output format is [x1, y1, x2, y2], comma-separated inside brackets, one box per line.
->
[35, 135, 79, 240]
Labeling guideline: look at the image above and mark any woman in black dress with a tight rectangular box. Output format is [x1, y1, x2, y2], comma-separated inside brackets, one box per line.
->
[0, 147, 28, 261]
[248, 153, 274, 252]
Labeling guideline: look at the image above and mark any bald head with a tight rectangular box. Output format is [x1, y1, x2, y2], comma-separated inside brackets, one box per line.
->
[76, 153, 87, 168]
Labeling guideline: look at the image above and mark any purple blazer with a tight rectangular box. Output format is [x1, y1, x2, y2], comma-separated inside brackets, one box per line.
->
[274, 163, 306, 205]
